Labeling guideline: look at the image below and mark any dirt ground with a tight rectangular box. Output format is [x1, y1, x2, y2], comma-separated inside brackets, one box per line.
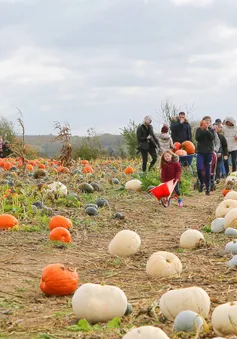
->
[1, 183, 236, 339]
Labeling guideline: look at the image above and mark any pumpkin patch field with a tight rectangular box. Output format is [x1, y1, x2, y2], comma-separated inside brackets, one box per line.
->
[1, 157, 237, 339]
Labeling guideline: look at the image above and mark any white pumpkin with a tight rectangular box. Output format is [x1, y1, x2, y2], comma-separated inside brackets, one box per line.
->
[146, 251, 182, 278]
[227, 255, 237, 267]
[224, 228, 237, 237]
[212, 301, 237, 336]
[122, 326, 169, 339]
[224, 191, 237, 200]
[224, 240, 237, 254]
[174, 310, 204, 332]
[224, 208, 237, 229]
[125, 179, 142, 191]
[211, 218, 225, 233]
[47, 181, 67, 196]
[108, 230, 141, 257]
[72, 283, 127, 323]
[159, 286, 210, 320]
[215, 199, 237, 218]
[225, 175, 237, 185]
[180, 229, 205, 248]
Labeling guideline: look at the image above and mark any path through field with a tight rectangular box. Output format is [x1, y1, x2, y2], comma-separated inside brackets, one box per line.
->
[1, 186, 236, 339]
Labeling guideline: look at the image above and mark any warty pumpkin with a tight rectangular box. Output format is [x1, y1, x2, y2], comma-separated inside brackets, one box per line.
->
[0, 214, 19, 230]
[40, 263, 78, 296]
[49, 227, 71, 243]
[49, 215, 72, 231]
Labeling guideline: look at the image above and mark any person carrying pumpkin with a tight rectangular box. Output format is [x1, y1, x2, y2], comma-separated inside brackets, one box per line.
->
[136, 115, 160, 172]
[158, 124, 174, 155]
[195, 116, 216, 195]
[160, 150, 183, 207]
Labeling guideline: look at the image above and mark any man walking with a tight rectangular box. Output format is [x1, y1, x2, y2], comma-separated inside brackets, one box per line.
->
[137, 115, 159, 172]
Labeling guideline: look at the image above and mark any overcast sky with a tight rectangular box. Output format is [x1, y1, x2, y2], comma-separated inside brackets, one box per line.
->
[0, 0, 237, 136]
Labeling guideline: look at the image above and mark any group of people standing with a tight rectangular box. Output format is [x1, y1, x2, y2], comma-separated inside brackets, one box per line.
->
[136, 113, 237, 205]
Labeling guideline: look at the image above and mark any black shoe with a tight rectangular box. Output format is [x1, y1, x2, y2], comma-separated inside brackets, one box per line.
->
[198, 185, 204, 193]
[206, 190, 210, 196]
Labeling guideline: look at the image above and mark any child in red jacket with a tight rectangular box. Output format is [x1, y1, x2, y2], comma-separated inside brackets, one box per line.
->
[160, 150, 183, 207]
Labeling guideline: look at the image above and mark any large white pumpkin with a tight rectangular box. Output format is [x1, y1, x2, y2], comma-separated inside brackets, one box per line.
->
[224, 208, 237, 229]
[180, 229, 205, 248]
[212, 301, 237, 336]
[215, 199, 237, 218]
[224, 191, 237, 200]
[72, 283, 127, 323]
[146, 251, 182, 278]
[122, 326, 169, 339]
[125, 179, 142, 191]
[47, 181, 67, 196]
[211, 218, 225, 233]
[225, 175, 237, 185]
[159, 286, 210, 320]
[108, 230, 141, 257]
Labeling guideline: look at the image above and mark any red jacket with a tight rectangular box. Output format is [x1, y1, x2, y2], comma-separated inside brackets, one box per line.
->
[161, 161, 182, 183]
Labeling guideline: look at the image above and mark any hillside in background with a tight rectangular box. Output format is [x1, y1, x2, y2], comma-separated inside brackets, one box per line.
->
[25, 133, 124, 158]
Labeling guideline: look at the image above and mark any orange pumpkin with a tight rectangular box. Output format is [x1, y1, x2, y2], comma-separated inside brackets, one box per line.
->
[39, 164, 46, 169]
[49, 215, 72, 231]
[4, 162, 11, 171]
[181, 141, 195, 155]
[0, 214, 19, 230]
[82, 165, 94, 173]
[81, 160, 89, 165]
[222, 188, 232, 197]
[57, 166, 70, 173]
[200, 120, 208, 129]
[173, 142, 181, 152]
[49, 227, 71, 243]
[40, 263, 78, 296]
[175, 149, 187, 156]
[26, 164, 34, 171]
[124, 166, 134, 175]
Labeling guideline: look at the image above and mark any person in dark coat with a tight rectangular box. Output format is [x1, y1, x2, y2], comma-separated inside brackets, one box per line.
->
[170, 112, 192, 143]
[213, 124, 228, 182]
[3, 141, 12, 158]
[137, 115, 159, 172]
[195, 116, 215, 195]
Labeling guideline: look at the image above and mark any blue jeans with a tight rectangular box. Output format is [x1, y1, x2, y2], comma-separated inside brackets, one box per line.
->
[228, 151, 237, 173]
[196, 153, 213, 191]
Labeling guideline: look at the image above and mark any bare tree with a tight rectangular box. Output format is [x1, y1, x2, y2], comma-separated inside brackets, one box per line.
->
[156, 98, 195, 125]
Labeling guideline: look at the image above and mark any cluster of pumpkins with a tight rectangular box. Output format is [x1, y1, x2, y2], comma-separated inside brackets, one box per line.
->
[173, 140, 195, 157]
[36, 216, 237, 338]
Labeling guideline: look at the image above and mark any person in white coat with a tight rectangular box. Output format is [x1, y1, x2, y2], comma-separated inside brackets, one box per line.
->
[158, 125, 174, 155]
[222, 116, 237, 174]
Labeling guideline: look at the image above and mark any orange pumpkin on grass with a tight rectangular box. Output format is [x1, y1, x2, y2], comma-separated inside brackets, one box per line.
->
[82, 165, 94, 173]
[49, 215, 72, 231]
[40, 263, 78, 296]
[49, 227, 71, 243]
[181, 141, 195, 155]
[0, 214, 19, 230]
[222, 188, 232, 197]
[124, 166, 134, 175]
